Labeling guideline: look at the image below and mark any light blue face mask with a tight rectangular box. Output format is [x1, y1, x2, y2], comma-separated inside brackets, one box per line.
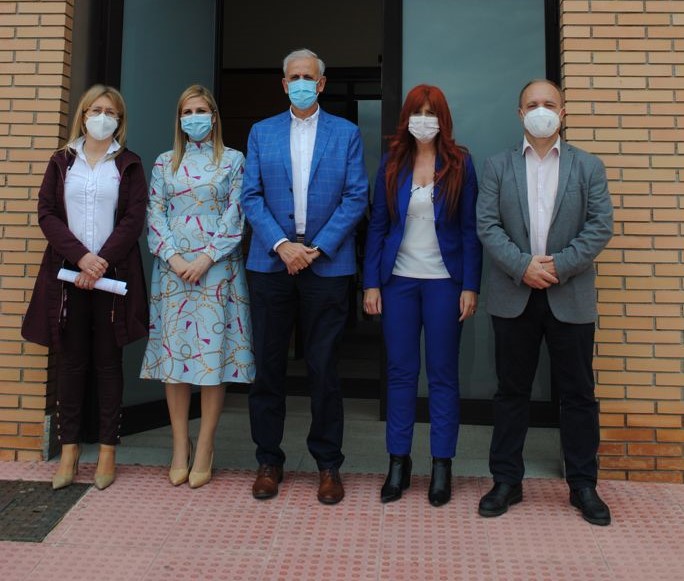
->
[287, 79, 319, 110]
[180, 113, 213, 141]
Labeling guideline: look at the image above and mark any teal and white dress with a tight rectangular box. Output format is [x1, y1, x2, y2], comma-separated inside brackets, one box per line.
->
[140, 141, 255, 385]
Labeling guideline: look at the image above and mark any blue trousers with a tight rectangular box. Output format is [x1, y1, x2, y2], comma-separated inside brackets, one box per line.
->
[381, 275, 463, 458]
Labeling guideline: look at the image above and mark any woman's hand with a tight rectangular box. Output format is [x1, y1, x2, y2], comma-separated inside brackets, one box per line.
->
[74, 271, 97, 290]
[363, 288, 382, 315]
[180, 254, 214, 284]
[167, 254, 190, 278]
[77, 252, 108, 280]
[459, 290, 478, 322]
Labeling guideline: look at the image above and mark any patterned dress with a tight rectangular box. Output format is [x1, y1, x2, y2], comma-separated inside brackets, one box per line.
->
[140, 142, 255, 385]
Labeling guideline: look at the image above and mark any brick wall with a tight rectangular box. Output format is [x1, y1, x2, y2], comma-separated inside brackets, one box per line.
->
[561, 0, 684, 483]
[0, 0, 73, 461]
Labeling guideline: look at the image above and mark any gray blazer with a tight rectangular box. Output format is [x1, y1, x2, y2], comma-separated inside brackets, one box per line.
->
[477, 140, 613, 324]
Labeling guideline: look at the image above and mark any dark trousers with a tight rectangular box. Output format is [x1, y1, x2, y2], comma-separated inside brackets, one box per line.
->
[489, 290, 599, 489]
[381, 276, 463, 458]
[247, 269, 350, 470]
[56, 285, 123, 446]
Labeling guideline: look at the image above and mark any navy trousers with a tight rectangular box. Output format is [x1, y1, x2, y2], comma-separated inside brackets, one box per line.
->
[247, 269, 349, 470]
[489, 289, 599, 489]
[382, 275, 463, 458]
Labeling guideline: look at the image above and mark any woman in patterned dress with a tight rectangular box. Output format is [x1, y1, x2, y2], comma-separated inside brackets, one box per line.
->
[140, 85, 255, 488]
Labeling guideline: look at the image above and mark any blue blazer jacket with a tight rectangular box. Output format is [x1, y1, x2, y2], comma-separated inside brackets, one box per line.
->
[241, 108, 369, 276]
[363, 154, 482, 292]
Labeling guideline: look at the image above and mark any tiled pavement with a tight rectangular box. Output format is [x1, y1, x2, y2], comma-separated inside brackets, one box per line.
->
[2, 460, 684, 580]
[1, 396, 682, 579]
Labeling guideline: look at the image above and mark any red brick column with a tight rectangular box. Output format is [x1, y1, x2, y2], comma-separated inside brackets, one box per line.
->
[0, 0, 73, 460]
[561, 0, 684, 482]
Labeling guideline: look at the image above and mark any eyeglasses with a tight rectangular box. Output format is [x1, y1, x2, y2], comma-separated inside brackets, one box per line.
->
[86, 107, 119, 119]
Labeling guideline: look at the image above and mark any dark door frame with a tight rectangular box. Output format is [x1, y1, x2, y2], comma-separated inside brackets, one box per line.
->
[74, 0, 225, 437]
[87, 0, 562, 435]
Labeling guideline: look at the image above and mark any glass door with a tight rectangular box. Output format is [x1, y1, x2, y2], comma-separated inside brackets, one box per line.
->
[398, 0, 558, 425]
[118, 0, 219, 431]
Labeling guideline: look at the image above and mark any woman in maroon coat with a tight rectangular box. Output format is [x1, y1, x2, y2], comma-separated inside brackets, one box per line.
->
[22, 85, 148, 490]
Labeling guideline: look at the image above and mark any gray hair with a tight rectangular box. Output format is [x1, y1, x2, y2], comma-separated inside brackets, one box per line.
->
[283, 48, 325, 77]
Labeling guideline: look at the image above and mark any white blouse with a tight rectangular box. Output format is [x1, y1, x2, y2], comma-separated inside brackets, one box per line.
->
[392, 183, 450, 279]
[64, 137, 121, 255]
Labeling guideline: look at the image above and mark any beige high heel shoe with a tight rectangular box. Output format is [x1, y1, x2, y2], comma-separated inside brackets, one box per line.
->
[52, 444, 81, 490]
[188, 451, 214, 489]
[169, 439, 193, 486]
[94, 445, 116, 491]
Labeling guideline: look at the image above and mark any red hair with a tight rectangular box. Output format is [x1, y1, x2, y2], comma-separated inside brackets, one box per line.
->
[385, 85, 467, 219]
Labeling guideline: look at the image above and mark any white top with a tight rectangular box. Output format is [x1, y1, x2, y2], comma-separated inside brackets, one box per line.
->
[65, 137, 121, 254]
[523, 136, 561, 256]
[392, 183, 450, 279]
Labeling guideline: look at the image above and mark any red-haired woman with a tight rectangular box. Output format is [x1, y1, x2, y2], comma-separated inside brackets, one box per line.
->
[363, 85, 482, 506]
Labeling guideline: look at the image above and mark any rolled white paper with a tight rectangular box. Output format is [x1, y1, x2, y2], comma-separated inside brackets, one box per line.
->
[58, 268, 128, 296]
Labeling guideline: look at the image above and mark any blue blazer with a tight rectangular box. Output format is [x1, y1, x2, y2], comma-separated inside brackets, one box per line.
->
[363, 154, 482, 292]
[241, 109, 369, 276]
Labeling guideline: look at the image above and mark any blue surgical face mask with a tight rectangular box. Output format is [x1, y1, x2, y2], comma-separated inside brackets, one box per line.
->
[180, 113, 213, 142]
[287, 79, 319, 110]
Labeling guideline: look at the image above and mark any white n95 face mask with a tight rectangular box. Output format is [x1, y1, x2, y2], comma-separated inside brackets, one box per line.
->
[86, 112, 118, 141]
[523, 107, 560, 138]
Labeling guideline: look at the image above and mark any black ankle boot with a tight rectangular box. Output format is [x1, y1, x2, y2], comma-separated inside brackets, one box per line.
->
[428, 457, 452, 507]
[380, 454, 412, 503]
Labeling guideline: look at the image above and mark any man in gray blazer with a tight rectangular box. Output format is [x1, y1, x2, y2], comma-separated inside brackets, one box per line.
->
[476, 80, 614, 525]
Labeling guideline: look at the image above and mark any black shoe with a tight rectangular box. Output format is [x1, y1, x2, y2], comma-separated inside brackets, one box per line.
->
[478, 482, 523, 517]
[428, 457, 452, 507]
[570, 487, 611, 526]
[380, 455, 412, 503]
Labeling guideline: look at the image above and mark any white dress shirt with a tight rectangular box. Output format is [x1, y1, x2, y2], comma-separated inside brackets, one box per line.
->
[290, 105, 319, 235]
[523, 136, 561, 256]
[65, 137, 121, 255]
[392, 183, 449, 279]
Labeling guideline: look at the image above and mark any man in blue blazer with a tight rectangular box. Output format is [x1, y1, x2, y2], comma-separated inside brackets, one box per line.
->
[242, 49, 368, 505]
[476, 80, 614, 525]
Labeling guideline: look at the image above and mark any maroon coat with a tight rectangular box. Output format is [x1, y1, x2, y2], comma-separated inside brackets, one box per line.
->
[22, 148, 149, 349]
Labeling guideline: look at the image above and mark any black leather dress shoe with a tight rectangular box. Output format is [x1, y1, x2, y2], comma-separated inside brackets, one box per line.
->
[570, 487, 611, 526]
[428, 457, 452, 507]
[478, 482, 523, 517]
[381, 455, 412, 503]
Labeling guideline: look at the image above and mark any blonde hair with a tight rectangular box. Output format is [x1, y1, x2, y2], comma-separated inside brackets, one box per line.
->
[63, 84, 127, 156]
[171, 84, 224, 174]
